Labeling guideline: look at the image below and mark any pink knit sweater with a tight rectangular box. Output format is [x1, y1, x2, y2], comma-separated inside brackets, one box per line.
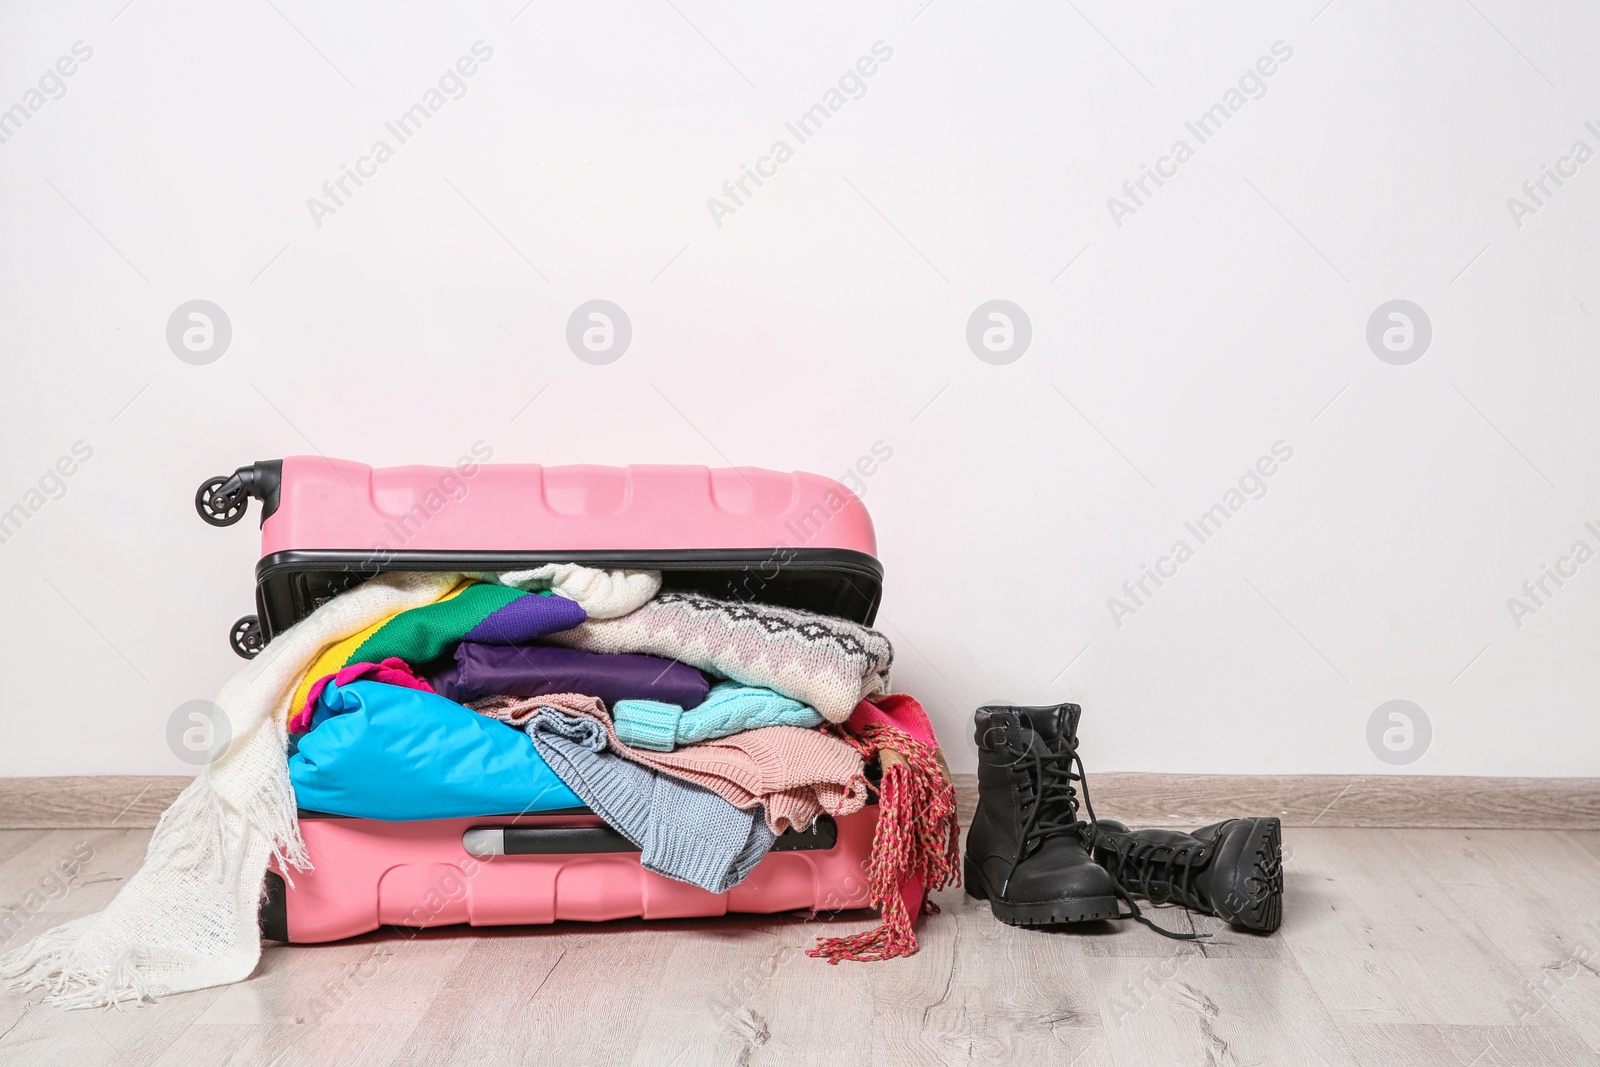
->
[470, 693, 868, 834]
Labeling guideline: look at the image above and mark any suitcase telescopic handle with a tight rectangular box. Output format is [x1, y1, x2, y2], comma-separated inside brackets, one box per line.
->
[462, 816, 839, 858]
[195, 460, 282, 527]
[464, 825, 638, 856]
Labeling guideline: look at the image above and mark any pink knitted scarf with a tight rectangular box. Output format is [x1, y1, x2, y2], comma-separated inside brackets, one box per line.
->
[808, 693, 960, 964]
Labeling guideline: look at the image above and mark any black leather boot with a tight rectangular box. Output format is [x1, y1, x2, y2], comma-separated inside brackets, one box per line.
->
[1093, 818, 1284, 933]
[964, 703, 1121, 925]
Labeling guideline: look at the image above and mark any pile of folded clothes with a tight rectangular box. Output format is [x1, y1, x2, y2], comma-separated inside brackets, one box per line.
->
[283, 565, 959, 960]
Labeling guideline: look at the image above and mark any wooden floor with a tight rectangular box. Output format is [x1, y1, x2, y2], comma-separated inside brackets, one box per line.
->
[1, 826, 1599, 1066]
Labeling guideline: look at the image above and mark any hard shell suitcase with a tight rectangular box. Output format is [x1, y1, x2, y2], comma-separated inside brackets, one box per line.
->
[197, 454, 887, 943]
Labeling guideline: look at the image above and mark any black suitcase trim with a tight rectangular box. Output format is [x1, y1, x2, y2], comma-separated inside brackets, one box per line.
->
[260, 870, 288, 942]
[253, 547, 884, 642]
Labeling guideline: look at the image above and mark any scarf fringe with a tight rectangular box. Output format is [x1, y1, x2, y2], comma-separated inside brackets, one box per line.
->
[2, 571, 459, 1012]
[1, 742, 308, 1008]
[8, 942, 160, 1010]
[808, 723, 960, 964]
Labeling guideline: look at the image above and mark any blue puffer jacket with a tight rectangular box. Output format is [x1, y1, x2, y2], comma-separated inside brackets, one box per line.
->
[289, 679, 582, 820]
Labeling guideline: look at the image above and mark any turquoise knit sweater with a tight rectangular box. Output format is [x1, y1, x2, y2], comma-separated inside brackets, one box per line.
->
[612, 683, 824, 751]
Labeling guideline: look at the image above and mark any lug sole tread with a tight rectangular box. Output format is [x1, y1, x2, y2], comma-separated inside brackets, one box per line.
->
[1232, 817, 1284, 934]
[987, 897, 1122, 926]
[962, 855, 1120, 926]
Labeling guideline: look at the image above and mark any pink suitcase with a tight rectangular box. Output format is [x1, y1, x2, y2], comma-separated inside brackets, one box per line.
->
[196, 455, 886, 943]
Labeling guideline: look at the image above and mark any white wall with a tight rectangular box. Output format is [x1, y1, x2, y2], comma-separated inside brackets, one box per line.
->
[2, 0, 1596, 778]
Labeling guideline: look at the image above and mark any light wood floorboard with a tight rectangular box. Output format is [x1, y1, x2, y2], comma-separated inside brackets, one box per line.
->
[0, 827, 1597, 1066]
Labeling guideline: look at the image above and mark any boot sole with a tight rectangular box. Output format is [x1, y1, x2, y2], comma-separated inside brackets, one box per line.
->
[963, 856, 1121, 926]
[1227, 817, 1284, 934]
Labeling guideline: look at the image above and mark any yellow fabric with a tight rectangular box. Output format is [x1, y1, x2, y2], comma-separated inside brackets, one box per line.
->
[285, 579, 473, 724]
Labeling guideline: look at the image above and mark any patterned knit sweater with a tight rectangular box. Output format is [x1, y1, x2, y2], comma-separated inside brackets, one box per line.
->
[542, 592, 892, 723]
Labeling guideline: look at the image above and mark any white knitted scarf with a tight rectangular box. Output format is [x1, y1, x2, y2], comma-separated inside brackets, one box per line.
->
[474, 564, 660, 619]
[1, 571, 461, 1008]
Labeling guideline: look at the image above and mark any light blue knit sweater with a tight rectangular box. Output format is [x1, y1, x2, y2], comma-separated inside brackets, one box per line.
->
[612, 683, 825, 752]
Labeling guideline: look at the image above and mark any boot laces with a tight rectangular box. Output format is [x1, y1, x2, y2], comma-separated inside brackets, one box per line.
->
[1003, 739, 1091, 888]
[1102, 838, 1210, 913]
[1003, 729, 1205, 941]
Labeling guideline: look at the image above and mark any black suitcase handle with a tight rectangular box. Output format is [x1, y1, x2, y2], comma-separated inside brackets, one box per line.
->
[504, 825, 638, 855]
[464, 815, 839, 857]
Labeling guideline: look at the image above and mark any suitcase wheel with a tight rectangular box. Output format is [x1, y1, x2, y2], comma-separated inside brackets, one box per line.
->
[195, 475, 249, 526]
[194, 461, 283, 527]
[230, 615, 264, 659]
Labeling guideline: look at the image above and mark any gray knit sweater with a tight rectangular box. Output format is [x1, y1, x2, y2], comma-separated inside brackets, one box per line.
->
[522, 708, 776, 893]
